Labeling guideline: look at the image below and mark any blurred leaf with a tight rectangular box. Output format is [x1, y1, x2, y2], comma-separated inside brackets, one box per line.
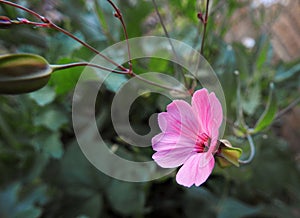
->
[241, 84, 261, 115]
[46, 32, 84, 63]
[122, 0, 152, 38]
[32, 133, 64, 159]
[255, 35, 270, 72]
[104, 73, 128, 92]
[0, 53, 52, 94]
[0, 183, 48, 218]
[183, 187, 217, 218]
[77, 195, 103, 218]
[33, 109, 68, 131]
[253, 83, 277, 133]
[274, 63, 300, 82]
[217, 198, 261, 218]
[60, 142, 111, 189]
[106, 180, 145, 216]
[29, 86, 56, 106]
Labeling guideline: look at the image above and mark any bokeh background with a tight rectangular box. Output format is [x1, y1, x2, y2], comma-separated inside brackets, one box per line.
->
[0, 0, 299, 217]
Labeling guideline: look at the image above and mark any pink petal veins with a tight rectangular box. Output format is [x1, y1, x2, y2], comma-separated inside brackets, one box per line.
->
[176, 153, 215, 187]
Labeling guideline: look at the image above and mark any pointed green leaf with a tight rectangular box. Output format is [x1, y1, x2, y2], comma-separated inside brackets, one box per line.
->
[274, 63, 300, 82]
[0, 53, 52, 94]
[253, 83, 277, 133]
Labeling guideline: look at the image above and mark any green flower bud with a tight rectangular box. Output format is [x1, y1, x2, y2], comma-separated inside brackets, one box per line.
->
[0, 54, 52, 94]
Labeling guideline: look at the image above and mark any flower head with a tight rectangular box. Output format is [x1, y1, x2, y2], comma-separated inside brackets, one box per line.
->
[152, 88, 223, 187]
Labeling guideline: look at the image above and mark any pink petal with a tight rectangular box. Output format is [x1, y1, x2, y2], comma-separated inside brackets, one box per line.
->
[152, 133, 194, 151]
[176, 153, 215, 187]
[192, 89, 223, 138]
[208, 92, 223, 137]
[152, 148, 194, 168]
[152, 133, 197, 168]
[158, 100, 200, 139]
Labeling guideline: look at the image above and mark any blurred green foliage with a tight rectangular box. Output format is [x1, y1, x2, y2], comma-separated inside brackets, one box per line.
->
[0, 0, 300, 217]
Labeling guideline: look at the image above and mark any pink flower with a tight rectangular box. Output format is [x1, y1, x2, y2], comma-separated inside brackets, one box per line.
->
[152, 88, 223, 187]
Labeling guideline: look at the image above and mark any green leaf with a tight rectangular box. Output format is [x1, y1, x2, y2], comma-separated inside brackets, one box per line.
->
[0, 53, 52, 94]
[104, 73, 128, 93]
[255, 34, 271, 72]
[49, 58, 84, 95]
[0, 183, 48, 218]
[45, 32, 84, 62]
[274, 63, 300, 82]
[29, 86, 56, 106]
[32, 133, 64, 159]
[60, 142, 111, 189]
[106, 180, 145, 216]
[33, 109, 68, 131]
[217, 198, 261, 218]
[42, 133, 64, 159]
[241, 84, 261, 115]
[76, 195, 103, 218]
[253, 83, 277, 133]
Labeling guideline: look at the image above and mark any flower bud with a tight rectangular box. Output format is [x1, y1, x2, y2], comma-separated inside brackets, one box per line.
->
[0, 54, 52, 94]
[215, 139, 243, 168]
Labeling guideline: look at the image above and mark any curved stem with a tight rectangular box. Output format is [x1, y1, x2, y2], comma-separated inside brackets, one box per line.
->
[239, 133, 256, 164]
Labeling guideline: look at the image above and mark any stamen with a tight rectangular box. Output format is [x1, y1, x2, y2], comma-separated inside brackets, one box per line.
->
[194, 133, 210, 153]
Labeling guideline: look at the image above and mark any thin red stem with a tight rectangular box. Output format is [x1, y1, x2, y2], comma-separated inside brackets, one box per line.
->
[0, 0, 127, 72]
[106, 0, 133, 72]
[0, 0, 189, 96]
[200, 0, 210, 55]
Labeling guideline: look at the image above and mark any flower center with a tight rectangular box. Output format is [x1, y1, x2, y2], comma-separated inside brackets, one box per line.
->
[194, 133, 210, 153]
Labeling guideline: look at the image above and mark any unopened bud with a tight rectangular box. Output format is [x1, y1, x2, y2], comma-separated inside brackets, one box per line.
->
[0, 16, 12, 29]
[0, 54, 52, 94]
[197, 12, 205, 24]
